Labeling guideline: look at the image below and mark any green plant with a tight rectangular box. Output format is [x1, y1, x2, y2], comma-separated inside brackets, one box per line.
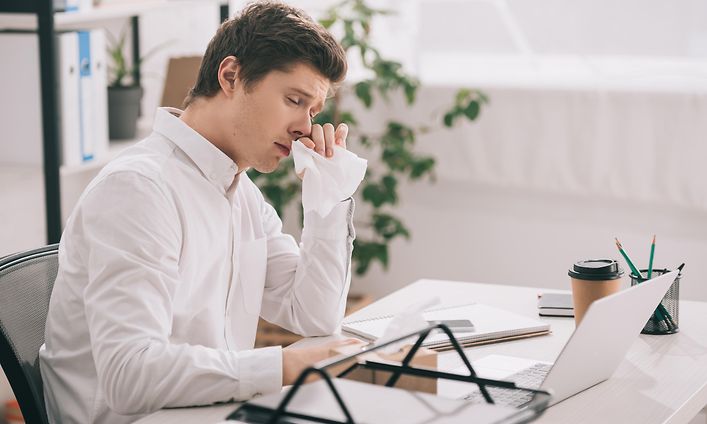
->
[106, 24, 168, 88]
[248, 0, 487, 276]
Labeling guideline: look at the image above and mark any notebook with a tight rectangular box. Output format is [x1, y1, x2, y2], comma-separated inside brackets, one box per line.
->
[342, 304, 551, 350]
[537, 292, 574, 317]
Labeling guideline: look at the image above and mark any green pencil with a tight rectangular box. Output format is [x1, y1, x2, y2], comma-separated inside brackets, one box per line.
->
[614, 238, 643, 279]
[647, 235, 656, 280]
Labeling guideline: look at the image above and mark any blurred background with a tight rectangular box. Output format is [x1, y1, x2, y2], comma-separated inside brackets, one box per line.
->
[1, 0, 706, 421]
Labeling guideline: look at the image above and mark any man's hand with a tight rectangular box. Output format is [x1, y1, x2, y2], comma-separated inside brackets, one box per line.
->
[298, 123, 348, 156]
[282, 338, 360, 386]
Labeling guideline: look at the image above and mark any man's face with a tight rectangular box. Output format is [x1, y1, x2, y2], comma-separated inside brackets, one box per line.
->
[227, 62, 329, 173]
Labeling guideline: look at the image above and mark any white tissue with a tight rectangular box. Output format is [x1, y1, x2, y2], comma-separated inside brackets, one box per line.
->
[292, 140, 367, 217]
[377, 296, 441, 354]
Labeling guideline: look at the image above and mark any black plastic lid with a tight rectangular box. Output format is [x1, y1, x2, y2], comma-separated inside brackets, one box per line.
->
[568, 259, 624, 281]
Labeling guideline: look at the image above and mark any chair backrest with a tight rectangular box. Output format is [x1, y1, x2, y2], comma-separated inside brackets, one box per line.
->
[0, 245, 58, 424]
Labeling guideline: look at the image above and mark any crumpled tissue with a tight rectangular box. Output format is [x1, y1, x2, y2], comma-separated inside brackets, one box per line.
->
[292, 140, 367, 217]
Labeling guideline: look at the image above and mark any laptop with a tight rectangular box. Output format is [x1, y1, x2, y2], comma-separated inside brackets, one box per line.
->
[448, 270, 678, 408]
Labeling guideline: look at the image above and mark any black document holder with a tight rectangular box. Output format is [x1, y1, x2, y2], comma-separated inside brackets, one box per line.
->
[227, 324, 552, 423]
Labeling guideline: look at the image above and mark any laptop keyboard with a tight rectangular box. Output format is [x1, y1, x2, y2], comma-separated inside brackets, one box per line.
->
[462, 362, 552, 408]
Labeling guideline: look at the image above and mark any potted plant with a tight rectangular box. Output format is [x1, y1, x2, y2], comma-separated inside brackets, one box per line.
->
[105, 25, 143, 140]
[248, 0, 487, 277]
[106, 25, 168, 140]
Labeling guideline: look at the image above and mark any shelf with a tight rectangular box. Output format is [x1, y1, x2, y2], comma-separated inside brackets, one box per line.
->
[0, 0, 226, 243]
[0, 0, 223, 30]
[60, 114, 153, 177]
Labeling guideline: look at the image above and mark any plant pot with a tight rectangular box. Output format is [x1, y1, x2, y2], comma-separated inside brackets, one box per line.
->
[108, 85, 143, 140]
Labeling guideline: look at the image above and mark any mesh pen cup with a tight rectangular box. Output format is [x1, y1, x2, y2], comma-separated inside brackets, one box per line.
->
[630, 268, 680, 335]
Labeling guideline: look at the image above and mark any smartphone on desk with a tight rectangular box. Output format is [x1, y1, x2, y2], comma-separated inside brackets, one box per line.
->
[427, 319, 475, 332]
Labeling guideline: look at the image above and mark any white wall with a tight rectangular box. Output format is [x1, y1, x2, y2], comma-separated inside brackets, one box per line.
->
[276, 1, 707, 302]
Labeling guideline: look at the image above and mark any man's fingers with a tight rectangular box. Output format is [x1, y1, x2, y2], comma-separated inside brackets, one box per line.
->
[323, 123, 335, 157]
[300, 123, 347, 158]
[298, 136, 316, 150]
[311, 124, 325, 155]
[335, 123, 348, 149]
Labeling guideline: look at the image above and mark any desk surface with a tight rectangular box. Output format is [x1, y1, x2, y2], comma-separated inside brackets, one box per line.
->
[136, 279, 707, 424]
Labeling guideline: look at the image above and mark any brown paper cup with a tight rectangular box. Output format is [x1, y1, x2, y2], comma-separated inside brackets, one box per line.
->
[571, 277, 622, 325]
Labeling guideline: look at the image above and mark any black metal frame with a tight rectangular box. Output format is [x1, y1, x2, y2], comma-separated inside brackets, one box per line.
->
[0, 244, 59, 424]
[229, 324, 552, 424]
[220, 3, 230, 23]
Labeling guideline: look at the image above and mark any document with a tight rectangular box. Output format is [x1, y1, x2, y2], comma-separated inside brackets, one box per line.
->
[343, 303, 550, 350]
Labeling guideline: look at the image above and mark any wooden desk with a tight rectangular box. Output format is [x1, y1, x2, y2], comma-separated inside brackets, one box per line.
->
[136, 279, 707, 424]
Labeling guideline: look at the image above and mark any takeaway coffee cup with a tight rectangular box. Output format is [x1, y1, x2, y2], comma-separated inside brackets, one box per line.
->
[568, 259, 624, 325]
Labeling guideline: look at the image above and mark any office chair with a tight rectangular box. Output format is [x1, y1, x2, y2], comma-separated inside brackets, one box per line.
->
[0, 244, 58, 424]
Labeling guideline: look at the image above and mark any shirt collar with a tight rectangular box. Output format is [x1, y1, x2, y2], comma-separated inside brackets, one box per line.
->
[153, 107, 239, 193]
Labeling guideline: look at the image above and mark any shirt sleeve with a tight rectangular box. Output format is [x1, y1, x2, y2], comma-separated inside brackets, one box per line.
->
[79, 172, 282, 415]
[258, 190, 356, 337]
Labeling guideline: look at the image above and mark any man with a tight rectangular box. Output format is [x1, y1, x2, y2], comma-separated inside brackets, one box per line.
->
[40, 2, 360, 423]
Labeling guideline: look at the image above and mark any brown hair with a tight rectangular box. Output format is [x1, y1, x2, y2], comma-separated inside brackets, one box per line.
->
[184, 1, 347, 106]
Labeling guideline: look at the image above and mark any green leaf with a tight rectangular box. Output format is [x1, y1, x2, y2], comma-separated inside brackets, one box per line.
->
[339, 111, 357, 126]
[463, 100, 480, 120]
[381, 174, 397, 192]
[403, 80, 417, 104]
[455, 88, 471, 105]
[361, 176, 397, 207]
[354, 81, 373, 108]
[372, 213, 411, 241]
[443, 112, 455, 127]
[352, 240, 388, 275]
[319, 16, 336, 28]
[410, 157, 436, 179]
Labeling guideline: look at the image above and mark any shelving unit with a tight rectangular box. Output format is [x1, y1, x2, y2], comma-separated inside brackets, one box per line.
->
[0, 0, 228, 243]
[0, 1, 167, 30]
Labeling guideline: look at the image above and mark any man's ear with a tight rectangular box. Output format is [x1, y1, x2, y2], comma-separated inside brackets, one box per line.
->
[217, 56, 240, 96]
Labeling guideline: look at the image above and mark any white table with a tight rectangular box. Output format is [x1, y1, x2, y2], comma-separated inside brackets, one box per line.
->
[136, 279, 707, 424]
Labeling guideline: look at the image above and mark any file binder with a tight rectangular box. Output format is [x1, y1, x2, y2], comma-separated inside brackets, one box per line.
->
[0, 30, 107, 168]
[228, 324, 552, 423]
[58, 29, 108, 167]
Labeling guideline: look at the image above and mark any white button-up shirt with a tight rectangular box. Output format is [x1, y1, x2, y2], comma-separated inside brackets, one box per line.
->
[39, 108, 355, 424]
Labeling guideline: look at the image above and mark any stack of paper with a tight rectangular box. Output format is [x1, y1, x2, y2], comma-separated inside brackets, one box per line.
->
[342, 303, 550, 350]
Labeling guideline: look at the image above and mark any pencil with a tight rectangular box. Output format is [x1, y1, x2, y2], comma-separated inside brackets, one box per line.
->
[647, 235, 656, 280]
[614, 238, 642, 280]
[615, 237, 675, 330]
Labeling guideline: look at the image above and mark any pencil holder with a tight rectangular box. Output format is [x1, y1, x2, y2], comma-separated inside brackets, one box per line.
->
[630, 268, 680, 335]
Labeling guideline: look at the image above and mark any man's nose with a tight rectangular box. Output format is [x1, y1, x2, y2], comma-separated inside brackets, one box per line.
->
[289, 115, 312, 140]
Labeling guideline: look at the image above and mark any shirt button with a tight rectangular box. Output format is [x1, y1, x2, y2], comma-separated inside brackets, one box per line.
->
[209, 173, 217, 180]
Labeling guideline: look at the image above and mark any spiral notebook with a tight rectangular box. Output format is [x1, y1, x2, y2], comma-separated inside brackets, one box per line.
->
[342, 303, 551, 350]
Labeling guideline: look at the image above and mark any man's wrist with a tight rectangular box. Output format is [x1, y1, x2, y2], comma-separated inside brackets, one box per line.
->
[303, 199, 352, 240]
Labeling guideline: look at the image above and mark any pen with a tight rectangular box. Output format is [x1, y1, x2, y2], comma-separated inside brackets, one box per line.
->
[615, 238, 675, 330]
[647, 235, 656, 280]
